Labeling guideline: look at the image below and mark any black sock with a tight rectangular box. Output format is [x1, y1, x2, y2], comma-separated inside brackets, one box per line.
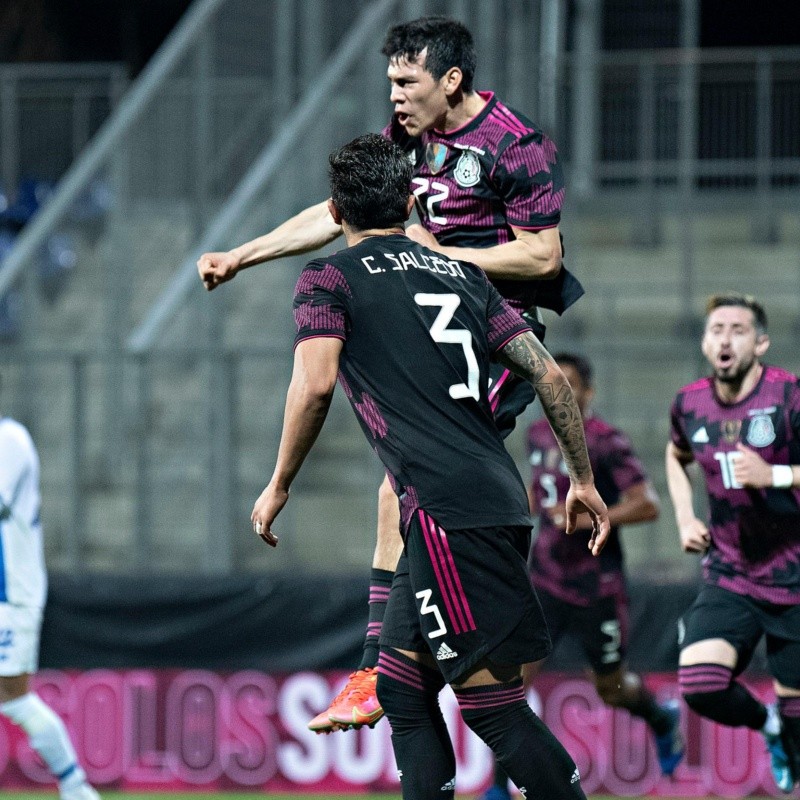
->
[455, 680, 585, 800]
[376, 649, 452, 800]
[358, 568, 393, 670]
[493, 759, 509, 789]
[615, 685, 672, 736]
[680, 664, 766, 729]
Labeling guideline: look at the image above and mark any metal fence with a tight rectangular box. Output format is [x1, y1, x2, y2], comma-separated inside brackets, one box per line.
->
[0, 63, 127, 196]
[5, 270, 800, 577]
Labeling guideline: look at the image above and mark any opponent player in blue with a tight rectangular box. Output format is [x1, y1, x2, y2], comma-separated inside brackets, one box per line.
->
[667, 293, 800, 792]
[250, 133, 610, 800]
[0, 392, 100, 800]
[198, 15, 580, 732]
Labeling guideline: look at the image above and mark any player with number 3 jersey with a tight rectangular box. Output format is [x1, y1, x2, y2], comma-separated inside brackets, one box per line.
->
[251, 133, 609, 800]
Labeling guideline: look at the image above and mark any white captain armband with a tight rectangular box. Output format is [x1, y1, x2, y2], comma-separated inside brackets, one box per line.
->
[772, 464, 794, 489]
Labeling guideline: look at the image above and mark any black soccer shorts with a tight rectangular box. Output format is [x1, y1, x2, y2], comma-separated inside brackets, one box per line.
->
[680, 583, 800, 689]
[380, 510, 551, 684]
[535, 586, 630, 676]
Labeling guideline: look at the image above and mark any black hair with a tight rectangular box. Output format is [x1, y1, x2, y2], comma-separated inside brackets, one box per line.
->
[553, 352, 594, 388]
[381, 15, 476, 93]
[328, 133, 412, 231]
[705, 292, 768, 335]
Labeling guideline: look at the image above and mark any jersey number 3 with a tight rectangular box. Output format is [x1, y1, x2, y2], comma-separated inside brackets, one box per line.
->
[415, 293, 480, 401]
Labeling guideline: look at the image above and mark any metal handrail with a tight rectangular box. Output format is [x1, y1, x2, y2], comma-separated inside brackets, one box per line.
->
[127, 0, 400, 353]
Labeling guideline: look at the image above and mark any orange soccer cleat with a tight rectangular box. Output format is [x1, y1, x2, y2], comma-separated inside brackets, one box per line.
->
[307, 667, 384, 733]
[307, 708, 348, 735]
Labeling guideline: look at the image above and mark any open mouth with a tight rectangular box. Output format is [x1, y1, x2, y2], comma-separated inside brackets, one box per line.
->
[717, 352, 734, 369]
[396, 112, 410, 126]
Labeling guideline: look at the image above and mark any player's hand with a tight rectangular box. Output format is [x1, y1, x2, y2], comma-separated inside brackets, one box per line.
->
[197, 251, 240, 291]
[565, 484, 610, 556]
[250, 483, 288, 547]
[678, 517, 710, 554]
[547, 502, 591, 531]
[732, 443, 772, 488]
[405, 223, 440, 249]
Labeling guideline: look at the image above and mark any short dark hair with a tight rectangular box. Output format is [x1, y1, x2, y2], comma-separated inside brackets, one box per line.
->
[381, 16, 476, 94]
[553, 352, 593, 388]
[705, 292, 767, 334]
[328, 134, 412, 231]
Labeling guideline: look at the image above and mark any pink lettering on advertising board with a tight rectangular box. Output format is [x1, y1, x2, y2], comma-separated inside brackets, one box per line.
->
[0, 670, 782, 796]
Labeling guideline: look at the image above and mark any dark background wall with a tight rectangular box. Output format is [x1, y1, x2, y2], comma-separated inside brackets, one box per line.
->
[2, 0, 798, 76]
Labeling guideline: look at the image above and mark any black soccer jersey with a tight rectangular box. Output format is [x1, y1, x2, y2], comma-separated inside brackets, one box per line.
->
[293, 234, 533, 532]
[670, 366, 800, 604]
[383, 91, 583, 315]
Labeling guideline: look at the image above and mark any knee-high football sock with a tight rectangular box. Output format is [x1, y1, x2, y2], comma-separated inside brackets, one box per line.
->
[1, 693, 86, 788]
[679, 663, 767, 728]
[376, 650, 453, 800]
[455, 680, 585, 800]
[358, 568, 393, 670]
[612, 680, 674, 736]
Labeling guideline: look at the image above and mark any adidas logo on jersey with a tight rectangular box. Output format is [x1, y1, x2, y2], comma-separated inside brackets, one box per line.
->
[571, 768, 581, 784]
[441, 777, 456, 791]
[436, 642, 458, 660]
[692, 426, 709, 443]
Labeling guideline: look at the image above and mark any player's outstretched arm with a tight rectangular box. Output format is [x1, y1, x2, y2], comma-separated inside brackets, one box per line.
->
[665, 442, 710, 553]
[406, 223, 561, 281]
[198, 201, 343, 290]
[251, 337, 342, 546]
[498, 331, 610, 554]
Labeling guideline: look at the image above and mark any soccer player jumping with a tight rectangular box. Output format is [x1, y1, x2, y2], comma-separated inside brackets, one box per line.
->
[198, 15, 581, 733]
[251, 132, 610, 800]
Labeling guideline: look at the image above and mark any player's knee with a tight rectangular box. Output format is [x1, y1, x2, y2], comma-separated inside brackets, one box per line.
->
[679, 662, 733, 716]
[683, 689, 729, 717]
[375, 671, 401, 719]
[595, 669, 638, 707]
[595, 680, 624, 707]
[376, 653, 445, 727]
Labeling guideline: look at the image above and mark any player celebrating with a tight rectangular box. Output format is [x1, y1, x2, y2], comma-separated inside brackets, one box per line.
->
[666, 293, 800, 793]
[198, 15, 580, 733]
[250, 131, 609, 800]
[0, 396, 100, 800]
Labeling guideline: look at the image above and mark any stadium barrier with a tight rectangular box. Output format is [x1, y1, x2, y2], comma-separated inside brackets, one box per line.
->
[0, 669, 782, 796]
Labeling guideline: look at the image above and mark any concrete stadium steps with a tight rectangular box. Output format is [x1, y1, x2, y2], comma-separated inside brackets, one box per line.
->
[23, 204, 196, 350]
[13, 201, 800, 573]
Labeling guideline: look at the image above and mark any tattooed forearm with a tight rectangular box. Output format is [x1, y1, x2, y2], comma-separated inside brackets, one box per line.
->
[499, 332, 593, 483]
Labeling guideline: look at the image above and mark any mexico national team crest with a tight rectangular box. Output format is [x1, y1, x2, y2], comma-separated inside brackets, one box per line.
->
[425, 143, 448, 174]
[454, 150, 481, 187]
[747, 414, 776, 447]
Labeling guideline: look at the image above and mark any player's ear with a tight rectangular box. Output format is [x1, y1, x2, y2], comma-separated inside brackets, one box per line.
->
[755, 333, 770, 358]
[442, 66, 463, 96]
[327, 198, 342, 225]
[404, 195, 415, 219]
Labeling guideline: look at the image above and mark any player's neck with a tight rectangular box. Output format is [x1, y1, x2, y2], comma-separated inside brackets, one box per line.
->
[714, 361, 763, 404]
[441, 91, 487, 132]
[344, 225, 405, 247]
